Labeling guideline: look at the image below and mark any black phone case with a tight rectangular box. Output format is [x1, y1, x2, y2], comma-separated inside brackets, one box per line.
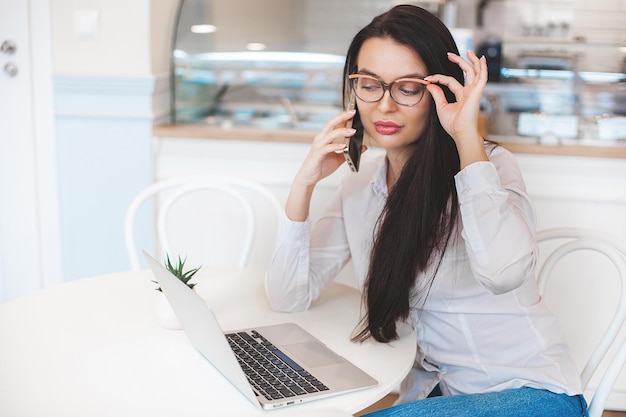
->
[345, 110, 363, 172]
[344, 93, 363, 172]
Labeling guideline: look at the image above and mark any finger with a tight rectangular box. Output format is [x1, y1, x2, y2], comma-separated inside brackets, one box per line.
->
[317, 126, 356, 155]
[333, 144, 347, 154]
[477, 55, 488, 84]
[425, 73, 464, 98]
[449, 51, 486, 87]
[315, 110, 356, 145]
[315, 130, 352, 154]
[324, 110, 356, 136]
[425, 82, 449, 111]
[464, 50, 484, 78]
[329, 142, 348, 154]
[446, 52, 476, 84]
[465, 51, 489, 87]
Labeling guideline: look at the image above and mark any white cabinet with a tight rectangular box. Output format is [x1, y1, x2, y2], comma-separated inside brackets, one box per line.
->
[516, 153, 626, 235]
[154, 136, 626, 410]
[154, 136, 358, 230]
[154, 137, 626, 248]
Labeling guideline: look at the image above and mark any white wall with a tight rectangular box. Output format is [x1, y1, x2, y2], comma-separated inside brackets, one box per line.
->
[49, 0, 178, 282]
[50, 0, 177, 76]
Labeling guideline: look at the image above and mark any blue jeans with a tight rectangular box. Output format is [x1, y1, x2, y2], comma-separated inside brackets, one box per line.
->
[364, 387, 588, 417]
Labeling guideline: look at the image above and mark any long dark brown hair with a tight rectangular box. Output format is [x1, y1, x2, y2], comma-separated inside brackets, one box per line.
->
[344, 5, 465, 343]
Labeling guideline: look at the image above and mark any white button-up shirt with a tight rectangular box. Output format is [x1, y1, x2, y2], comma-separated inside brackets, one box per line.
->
[266, 144, 582, 402]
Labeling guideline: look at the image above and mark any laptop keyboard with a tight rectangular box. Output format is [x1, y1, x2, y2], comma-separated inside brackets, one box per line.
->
[226, 330, 330, 401]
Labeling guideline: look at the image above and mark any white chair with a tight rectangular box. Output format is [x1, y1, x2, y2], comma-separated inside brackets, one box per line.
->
[536, 227, 626, 417]
[124, 175, 284, 271]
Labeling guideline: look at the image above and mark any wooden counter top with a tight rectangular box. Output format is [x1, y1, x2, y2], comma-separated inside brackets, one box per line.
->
[153, 124, 315, 143]
[153, 124, 626, 160]
[493, 140, 626, 159]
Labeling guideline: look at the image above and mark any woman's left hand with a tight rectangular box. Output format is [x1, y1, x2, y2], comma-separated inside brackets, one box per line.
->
[425, 51, 488, 167]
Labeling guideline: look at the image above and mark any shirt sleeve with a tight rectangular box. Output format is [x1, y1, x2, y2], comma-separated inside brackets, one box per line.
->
[265, 189, 351, 312]
[454, 146, 537, 294]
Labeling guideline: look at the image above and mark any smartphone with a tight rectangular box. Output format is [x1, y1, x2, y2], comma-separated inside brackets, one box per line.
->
[343, 93, 364, 172]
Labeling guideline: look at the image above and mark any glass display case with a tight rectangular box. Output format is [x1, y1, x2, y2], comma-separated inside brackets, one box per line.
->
[482, 39, 626, 142]
[170, 0, 626, 141]
[173, 48, 344, 129]
[170, 0, 396, 130]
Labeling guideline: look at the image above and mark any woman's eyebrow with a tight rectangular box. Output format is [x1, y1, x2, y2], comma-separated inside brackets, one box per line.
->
[355, 69, 428, 79]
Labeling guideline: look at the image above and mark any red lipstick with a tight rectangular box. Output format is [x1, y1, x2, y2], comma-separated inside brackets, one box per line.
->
[374, 120, 401, 135]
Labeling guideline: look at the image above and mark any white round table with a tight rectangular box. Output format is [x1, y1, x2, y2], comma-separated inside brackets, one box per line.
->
[0, 268, 416, 416]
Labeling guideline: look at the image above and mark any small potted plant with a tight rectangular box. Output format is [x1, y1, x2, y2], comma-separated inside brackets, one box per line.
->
[153, 254, 201, 329]
[153, 254, 201, 292]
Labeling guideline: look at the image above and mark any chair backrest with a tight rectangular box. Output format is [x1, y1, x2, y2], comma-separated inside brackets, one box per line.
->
[536, 227, 626, 417]
[124, 175, 284, 271]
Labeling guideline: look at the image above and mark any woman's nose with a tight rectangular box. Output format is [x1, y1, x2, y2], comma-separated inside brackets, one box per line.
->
[377, 90, 398, 112]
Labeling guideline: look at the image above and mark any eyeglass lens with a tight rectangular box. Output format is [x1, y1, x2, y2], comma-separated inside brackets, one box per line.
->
[350, 76, 427, 106]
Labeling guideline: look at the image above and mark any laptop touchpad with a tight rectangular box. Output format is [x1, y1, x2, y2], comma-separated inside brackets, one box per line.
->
[283, 342, 344, 368]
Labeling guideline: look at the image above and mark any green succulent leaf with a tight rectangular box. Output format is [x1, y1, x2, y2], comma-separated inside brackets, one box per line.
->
[159, 253, 202, 291]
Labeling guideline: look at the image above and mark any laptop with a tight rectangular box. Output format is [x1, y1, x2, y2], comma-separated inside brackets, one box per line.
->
[143, 252, 378, 410]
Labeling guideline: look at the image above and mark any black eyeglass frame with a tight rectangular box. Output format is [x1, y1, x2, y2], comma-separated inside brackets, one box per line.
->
[348, 73, 431, 107]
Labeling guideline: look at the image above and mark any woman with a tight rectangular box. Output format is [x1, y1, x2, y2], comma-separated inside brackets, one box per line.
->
[265, 5, 587, 416]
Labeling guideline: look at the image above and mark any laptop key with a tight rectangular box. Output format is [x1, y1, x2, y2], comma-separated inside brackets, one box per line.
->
[290, 386, 306, 395]
[279, 388, 295, 397]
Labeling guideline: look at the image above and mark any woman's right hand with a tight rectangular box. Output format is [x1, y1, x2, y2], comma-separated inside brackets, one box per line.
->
[285, 110, 359, 221]
[294, 109, 358, 186]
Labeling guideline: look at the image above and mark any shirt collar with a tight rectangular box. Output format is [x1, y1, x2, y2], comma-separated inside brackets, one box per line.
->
[370, 156, 389, 198]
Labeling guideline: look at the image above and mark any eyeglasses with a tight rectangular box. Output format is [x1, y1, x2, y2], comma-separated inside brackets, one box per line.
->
[348, 73, 430, 107]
